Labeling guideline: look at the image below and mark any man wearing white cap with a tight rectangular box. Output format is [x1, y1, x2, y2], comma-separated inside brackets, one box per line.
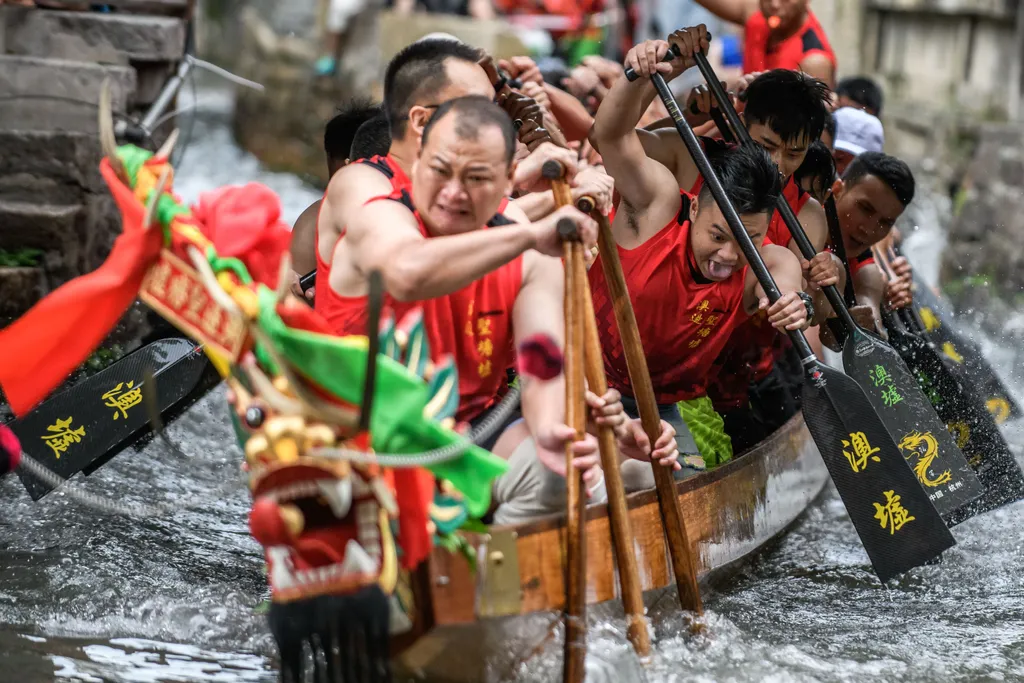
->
[832, 106, 884, 176]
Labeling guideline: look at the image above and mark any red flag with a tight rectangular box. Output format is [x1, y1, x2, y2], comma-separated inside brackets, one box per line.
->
[0, 160, 164, 417]
[190, 184, 292, 290]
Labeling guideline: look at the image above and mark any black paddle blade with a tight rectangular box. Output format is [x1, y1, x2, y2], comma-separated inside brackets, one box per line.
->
[801, 359, 954, 582]
[885, 322, 1024, 525]
[12, 338, 215, 500]
[911, 277, 1021, 423]
[841, 330, 983, 518]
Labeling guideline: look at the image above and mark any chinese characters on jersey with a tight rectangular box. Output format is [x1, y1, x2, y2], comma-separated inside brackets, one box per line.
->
[688, 299, 720, 350]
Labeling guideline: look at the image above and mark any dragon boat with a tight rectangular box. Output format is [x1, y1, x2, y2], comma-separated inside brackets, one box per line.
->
[0, 82, 830, 682]
[390, 412, 828, 681]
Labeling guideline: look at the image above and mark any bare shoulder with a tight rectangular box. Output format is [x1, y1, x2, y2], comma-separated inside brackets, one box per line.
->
[324, 162, 395, 213]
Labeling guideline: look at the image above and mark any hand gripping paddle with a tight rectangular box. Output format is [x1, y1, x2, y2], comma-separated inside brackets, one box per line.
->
[689, 51, 983, 521]
[629, 53, 955, 582]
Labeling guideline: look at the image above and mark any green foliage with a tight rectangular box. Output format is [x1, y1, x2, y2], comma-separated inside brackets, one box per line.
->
[0, 248, 43, 268]
[84, 344, 127, 375]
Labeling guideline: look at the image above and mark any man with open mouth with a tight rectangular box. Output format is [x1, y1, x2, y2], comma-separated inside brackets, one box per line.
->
[588, 26, 809, 487]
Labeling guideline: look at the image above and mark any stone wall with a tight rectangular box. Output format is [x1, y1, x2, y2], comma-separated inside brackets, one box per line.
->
[0, 3, 186, 330]
[228, 6, 527, 183]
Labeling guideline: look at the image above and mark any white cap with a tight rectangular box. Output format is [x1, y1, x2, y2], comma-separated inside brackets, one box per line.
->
[833, 106, 885, 156]
[417, 32, 463, 43]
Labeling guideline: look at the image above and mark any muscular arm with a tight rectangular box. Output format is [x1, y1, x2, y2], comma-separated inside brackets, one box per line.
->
[513, 252, 566, 438]
[345, 200, 536, 302]
[543, 83, 594, 143]
[510, 191, 556, 221]
[799, 53, 835, 89]
[743, 243, 803, 315]
[318, 164, 394, 266]
[290, 200, 320, 276]
[590, 76, 683, 239]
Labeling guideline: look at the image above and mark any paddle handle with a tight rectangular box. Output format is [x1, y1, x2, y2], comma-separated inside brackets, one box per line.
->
[647, 69, 817, 362]
[580, 270, 651, 656]
[562, 227, 588, 683]
[590, 206, 704, 616]
[299, 270, 316, 293]
[690, 52, 862, 340]
[547, 160, 587, 683]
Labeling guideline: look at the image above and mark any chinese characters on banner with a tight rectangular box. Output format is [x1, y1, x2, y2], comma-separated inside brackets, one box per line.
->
[139, 251, 246, 361]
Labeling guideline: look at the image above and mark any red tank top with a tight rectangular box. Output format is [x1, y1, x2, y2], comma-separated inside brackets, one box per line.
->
[315, 155, 411, 331]
[742, 9, 836, 75]
[328, 189, 523, 423]
[589, 192, 750, 403]
[706, 178, 810, 410]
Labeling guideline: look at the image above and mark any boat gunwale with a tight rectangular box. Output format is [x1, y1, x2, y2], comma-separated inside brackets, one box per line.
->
[488, 411, 806, 538]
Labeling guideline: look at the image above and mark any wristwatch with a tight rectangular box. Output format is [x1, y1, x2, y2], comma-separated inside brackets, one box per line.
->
[797, 291, 815, 322]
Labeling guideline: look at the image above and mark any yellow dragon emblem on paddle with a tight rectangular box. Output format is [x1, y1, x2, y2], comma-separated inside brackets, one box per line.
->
[898, 430, 952, 488]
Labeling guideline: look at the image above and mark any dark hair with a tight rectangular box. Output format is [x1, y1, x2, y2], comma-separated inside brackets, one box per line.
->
[697, 144, 781, 218]
[743, 69, 832, 145]
[420, 96, 516, 165]
[324, 99, 382, 164]
[823, 112, 837, 148]
[349, 114, 392, 160]
[843, 151, 915, 206]
[837, 76, 884, 116]
[794, 139, 837, 201]
[383, 38, 484, 139]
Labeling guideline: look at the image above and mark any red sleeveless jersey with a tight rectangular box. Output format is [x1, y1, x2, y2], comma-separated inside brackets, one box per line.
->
[328, 189, 523, 423]
[742, 9, 836, 75]
[315, 155, 511, 335]
[589, 192, 750, 403]
[706, 178, 810, 410]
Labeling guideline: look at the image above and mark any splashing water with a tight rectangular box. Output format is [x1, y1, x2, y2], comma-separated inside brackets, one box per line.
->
[1, 87, 1023, 682]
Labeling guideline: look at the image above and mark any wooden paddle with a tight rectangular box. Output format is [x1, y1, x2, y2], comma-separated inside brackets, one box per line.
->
[633, 62, 955, 582]
[689, 51, 984, 520]
[586, 206, 703, 615]
[574, 196, 651, 656]
[873, 247, 1024, 524]
[542, 161, 589, 683]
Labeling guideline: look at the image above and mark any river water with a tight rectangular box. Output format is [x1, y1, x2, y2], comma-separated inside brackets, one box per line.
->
[1, 86, 1022, 683]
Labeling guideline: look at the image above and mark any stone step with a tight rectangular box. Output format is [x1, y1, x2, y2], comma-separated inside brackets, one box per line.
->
[0, 55, 135, 133]
[0, 130, 106, 205]
[0, 200, 84, 254]
[3, 8, 186, 65]
[0, 266, 46, 318]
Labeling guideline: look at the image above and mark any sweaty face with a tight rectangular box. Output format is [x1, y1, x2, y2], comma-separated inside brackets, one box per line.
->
[747, 120, 810, 180]
[833, 175, 905, 256]
[759, 0, 808, 31]
[689, 199, 769, 282]
[412, 114, 512, 235]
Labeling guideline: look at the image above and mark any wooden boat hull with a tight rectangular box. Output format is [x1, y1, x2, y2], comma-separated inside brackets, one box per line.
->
[394, 412, 828, 681]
